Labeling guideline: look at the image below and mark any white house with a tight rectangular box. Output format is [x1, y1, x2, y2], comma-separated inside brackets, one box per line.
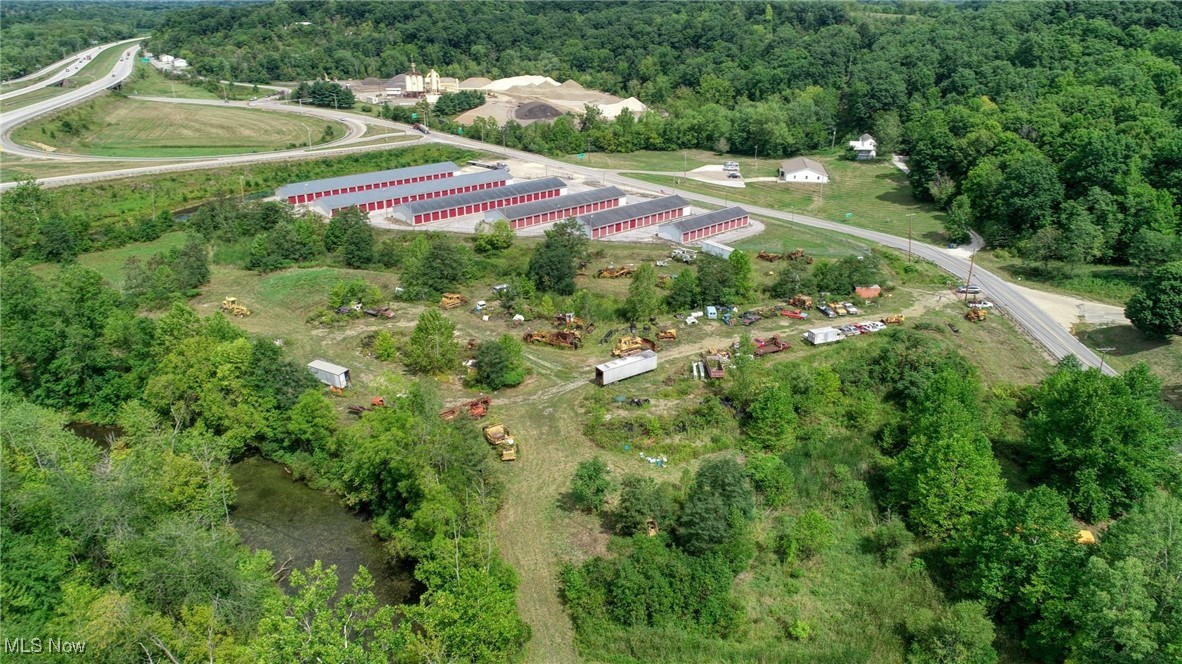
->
[849, 133, 877, 160]
[777, 157, 830, 184]
[172, 58, 189, 70]
[159, 54, 175, 65]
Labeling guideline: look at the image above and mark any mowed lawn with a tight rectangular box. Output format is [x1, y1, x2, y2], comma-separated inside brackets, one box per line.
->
[12, 96, 346, 157]
[625, 156, 947, 246]
[125, 60, 258, 100]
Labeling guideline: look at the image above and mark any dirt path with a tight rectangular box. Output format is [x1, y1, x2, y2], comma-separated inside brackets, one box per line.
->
[1009, 283, 1129, 331]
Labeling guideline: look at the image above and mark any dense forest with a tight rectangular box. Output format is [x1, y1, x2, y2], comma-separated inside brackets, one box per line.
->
[150, 1, 1182, 268]
[0, 1, 166, 80]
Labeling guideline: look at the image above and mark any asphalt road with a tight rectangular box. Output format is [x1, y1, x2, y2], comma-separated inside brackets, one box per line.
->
[0, 38, 143, 103]
[0, 43, 142, 158]
[0, 46, 1113, 374]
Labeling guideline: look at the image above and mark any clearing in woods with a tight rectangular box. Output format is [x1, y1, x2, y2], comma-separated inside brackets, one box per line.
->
[11, 95, 346, 157]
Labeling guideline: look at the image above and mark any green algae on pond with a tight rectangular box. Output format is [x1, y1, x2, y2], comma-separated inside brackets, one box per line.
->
[229, 456, 418, 606]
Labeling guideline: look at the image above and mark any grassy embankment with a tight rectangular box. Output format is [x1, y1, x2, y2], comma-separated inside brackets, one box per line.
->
[0, 62, 68, 94]
[0, 40, 138, 112]
[11, 95, 347, 158]
[124, 59, 258, 100]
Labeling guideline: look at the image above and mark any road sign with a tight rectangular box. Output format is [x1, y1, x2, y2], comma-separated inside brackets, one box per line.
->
[457, 127, 463, 135]
[411, 113, 417, 119]
[577, 153, 586, 160]
[140, 57, 149, 63]
[844, 212, 854, 219]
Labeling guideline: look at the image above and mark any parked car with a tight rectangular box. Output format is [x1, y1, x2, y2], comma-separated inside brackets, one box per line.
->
[723, 161, 740, 171]
[956, 284, 982, 294]
[831, 303, 849, 316]
[817, 305, 837, 319]
[784, 309, 809, 319]
[967, 300, 994, 309]
[740, 311, 762, 326]
[727, 172, 741, 179]
[842, 302, 859, 315]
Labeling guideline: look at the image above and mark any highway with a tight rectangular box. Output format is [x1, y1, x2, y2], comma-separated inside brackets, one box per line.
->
[0, 42, 141, 159]
[0, 44, 1114, 374]
[0, 38, 143, 103]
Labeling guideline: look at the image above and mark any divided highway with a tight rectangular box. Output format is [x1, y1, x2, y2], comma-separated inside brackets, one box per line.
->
[0, 38, 143, 103]
[0, 44, 1114, 374]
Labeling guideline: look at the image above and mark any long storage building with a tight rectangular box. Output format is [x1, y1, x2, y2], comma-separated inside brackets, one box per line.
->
[277, 161, 459, 205]
[390, 177, 568, 225]
[656, 206, 750, 244]
[575, 195, 692, 239]
[483, 186, 627, 231]
[308, 170, 510, 217]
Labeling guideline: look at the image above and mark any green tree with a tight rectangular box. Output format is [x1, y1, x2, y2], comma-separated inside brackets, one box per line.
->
[527, 236, 577, 295]
[613, 475, 677, 536]
[666, 268, 700, 311]
[744, 383, 797, 452]
[475, 334, 526, 390]
[372, 330, 398, 362]
[1069, 557, 1160, 664]
[944, 196, 973, 245]
[342, 218, 373, 268]
[473, 219, 515, 253]
[745, 453, 793, 508]
[778, 510, 833, 562]
[622, 264, 661, 322]
[728, 249, 755, 303]
[890, 428, 1003, 538]
[767, 260, 810, 299]
[570, 457, 612, 514]
[677, 458, 754, 556]
[1026, 363, 1170, 521]
[403, 309, 460, 375]
[287, 389, 336, 453]
[1126, 261, 1182, 337]
[905, 601, 998, 664]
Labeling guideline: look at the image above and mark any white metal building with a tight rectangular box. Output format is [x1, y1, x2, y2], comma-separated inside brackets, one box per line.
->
[595, 350, 659, 385]
[307, 359, 351, 388]
[700, 240, 735, 260]
[777, 157, 830, 183]
[802, 327, 845, 345]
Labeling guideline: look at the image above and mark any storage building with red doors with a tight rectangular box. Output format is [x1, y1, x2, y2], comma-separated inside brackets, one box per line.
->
[483, 186, 627, 231]
[574, 195, 692, 239]
[276, 161, 459, 205]
[308, 170, 510, 217]
[390, 177, 568, 225]
[656, 206, 750, 244]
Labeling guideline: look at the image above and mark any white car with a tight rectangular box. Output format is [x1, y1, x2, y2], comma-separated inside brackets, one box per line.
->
[842, 302, 859, 315]
[968, 300, 994, 309]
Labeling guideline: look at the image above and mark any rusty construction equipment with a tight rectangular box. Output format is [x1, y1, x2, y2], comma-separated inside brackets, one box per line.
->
[440, 293, 467, 309]
[704, 354, 726, 379]
[757, 250, 781, 262]
[440, 395, 491, 421]
[965, 308, 987, 322]
[657, 328, 678, 341]
[881, 314, 906, 325]
[220, 297, 252, 317]
[554, 313, 596, 333]
[596, 266, 635, 279]
[482, 423, 518, 462]
[782, 248, 813, 263]
[524, 329, 583, 350]
[611, 335, 660, 357]
[754, 335, 791, 357]
[466, 338, 479, 351]
[347, 396, 388, 416]
[788, 295, 814, 309]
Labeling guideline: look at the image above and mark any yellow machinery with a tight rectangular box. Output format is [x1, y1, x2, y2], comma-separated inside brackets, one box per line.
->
[482, 423, 518, 462]
[965, 308, 987, 322]
[612, 335, 659, 357]
[220, 297, 251, 317]
[440, 293, 467, 309]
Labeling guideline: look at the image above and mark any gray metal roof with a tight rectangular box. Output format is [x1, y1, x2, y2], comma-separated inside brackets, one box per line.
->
[595, 350, 657, 371]
[778, 157, 828, 176]
[393, 178, 567, 217]
[575, 195, 690, 230]
[663, 206, 749, 234]
[277, 161, 459, 198]
[310, 170, 510, 213]
[489, 186, 625, 220]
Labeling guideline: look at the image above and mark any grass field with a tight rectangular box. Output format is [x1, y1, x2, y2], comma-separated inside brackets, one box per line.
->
[974, 251, 1141, 306]
[124, 60, 260, 101]
[1076, 323, 1182, 408]
[29, 231, 189, 287]
[0, 40, 138, 112]
[12, 95, 347, 158]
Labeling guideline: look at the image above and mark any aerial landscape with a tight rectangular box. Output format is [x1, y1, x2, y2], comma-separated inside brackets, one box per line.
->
[2, 1, 1181, 662]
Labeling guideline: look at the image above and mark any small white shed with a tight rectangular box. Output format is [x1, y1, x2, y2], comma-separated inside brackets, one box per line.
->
[308, 359, 351, 389]
[802, 327, 845, 346]
[701, 240, 734, 260]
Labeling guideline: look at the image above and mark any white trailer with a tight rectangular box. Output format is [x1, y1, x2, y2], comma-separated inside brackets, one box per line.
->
[802, 327, 845, 345]
[701, 240, 734, 259]
[595, 350, 658, 386]
[307, 359, 351, 389]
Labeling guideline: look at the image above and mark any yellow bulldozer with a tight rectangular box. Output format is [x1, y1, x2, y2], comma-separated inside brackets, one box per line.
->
[612, 335, 659, 357]
[788, 295, 813, 309]
[657, 328, 678, 341]
[440, 293, 467, 309]
[482, 423, 518, 462]
[220, 297, 251, 317]
[881, 314, 906, 325]
[756, 250, 781, 262]
[965, 308, 987, 322]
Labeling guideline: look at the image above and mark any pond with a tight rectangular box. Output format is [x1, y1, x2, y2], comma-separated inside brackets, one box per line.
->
[228, 457, 419, 606]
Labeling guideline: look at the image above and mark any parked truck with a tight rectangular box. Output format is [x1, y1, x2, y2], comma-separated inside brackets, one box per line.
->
[802, 327, 846, 345]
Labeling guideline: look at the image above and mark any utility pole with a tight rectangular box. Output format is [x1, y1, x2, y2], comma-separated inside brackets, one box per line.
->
[830, 127, 836, 149]
[964, 251, 976, 302]
[1097, 346, 1116, 373]
[906, 213, 916, 263]
[754, 144, 758, 173]
[305, 126, 311, 149]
